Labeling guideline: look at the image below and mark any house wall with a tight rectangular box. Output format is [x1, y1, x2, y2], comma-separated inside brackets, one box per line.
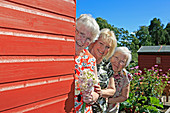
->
[138, 54, 170, 73]
[0, 0, 76, 112]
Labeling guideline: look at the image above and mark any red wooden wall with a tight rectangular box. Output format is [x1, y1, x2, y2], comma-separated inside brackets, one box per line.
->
[0, 0, 76, 112]
[138, 54, 170, 73]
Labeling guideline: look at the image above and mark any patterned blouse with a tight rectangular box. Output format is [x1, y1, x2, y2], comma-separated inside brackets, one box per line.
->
[107, 68, 133, 112]
[75, 49, 96, 113]
[92, 60, 113, 113]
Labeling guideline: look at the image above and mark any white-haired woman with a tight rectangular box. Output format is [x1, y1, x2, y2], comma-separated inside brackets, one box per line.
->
[89, 28, 117, 113]
[75, 14, 100, 113]
[107, 47, 133, 113]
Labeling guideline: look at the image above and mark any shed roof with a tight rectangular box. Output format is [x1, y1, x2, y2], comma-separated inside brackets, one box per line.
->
[137, 45, 170, 53]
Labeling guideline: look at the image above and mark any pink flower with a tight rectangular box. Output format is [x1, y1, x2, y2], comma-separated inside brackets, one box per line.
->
[139, 70, 142, 73]
[162, 74, 166, 77]
[130, 67, 134, 70]
[154, 65, 158, 67]
[168, 81, 170, 84]
[159, 69, 162, 71]
[148, 69, 151, 71]
[152, 67, 154, 70]
[155, 70, 158, 72]
[135, 73, 138, 75]
[139, 77, 144, 81]
[135, 66, 139, 69]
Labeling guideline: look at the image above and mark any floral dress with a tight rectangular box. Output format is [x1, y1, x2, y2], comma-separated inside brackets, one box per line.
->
[92, 60, 113, 113]
[107, 68, 133, 113]
[75, 49, 96, 113]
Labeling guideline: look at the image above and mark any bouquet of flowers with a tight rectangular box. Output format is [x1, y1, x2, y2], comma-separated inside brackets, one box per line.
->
[78, 69, 98, 113]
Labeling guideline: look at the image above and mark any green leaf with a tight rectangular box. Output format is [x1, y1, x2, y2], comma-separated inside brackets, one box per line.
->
[150, 97, 163, 108]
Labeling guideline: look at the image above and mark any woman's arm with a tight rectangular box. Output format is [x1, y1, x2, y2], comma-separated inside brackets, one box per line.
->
[108, 83, 130, 104]
[100, 77, 116, 98]
[93, 62, 98, 79]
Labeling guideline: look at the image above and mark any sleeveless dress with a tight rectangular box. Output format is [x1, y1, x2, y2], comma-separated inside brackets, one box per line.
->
[75, 49, 96, 113]
[107, 68, 133, 113]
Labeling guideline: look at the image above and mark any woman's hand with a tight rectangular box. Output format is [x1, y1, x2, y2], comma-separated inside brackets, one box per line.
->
[94, 84, 102, 97]
[82, 91, 99, 105]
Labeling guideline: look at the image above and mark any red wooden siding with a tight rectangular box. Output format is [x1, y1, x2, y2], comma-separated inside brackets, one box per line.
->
[5, 0, 76, 17]
[0, 0, 75, 36]
[0, 28, 75, 55]
[0, 0, 75, 112]
[138, 55, 170, 73]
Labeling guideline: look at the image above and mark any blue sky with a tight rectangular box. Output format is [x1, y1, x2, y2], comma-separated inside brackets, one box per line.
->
[76, 0, 170, 33]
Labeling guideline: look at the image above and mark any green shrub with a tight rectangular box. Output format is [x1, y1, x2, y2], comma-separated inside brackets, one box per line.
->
[120, 65, 170, 113]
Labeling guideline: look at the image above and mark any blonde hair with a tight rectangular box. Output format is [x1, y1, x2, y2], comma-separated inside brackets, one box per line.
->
[76, 14, 100, 41]
[98, 28, 117, 60]
[114, 47, 132, 67]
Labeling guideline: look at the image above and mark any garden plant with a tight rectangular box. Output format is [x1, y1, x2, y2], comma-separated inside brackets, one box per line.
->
[120, 65, 170, 113]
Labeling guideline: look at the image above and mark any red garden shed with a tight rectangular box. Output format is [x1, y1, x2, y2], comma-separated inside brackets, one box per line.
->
[0, 0, 76, 112]
[138, 45, 170, 73]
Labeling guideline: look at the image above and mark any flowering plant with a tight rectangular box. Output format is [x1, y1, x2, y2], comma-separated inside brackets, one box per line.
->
[120, 65, 170, 113]
[78, 69, 98, 92]
[78, 69, 98, 113]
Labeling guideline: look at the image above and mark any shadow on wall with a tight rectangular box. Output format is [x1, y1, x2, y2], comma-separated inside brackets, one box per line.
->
[64, 81, 74, 113]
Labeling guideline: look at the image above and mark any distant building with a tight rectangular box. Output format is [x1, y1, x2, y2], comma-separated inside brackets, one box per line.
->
[137, 45, 170, 73]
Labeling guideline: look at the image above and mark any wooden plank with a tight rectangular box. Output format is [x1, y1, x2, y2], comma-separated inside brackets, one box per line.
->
[0, 0, 75, 36]
[0, 56, 74, 83]
[2, 94, 74, 113]
[0, 74, 74, 112]
[0, 28, 75, 55]
[5, 0, 76, 18]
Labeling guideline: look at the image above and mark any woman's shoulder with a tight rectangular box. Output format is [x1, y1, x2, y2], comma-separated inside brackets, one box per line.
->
[122, 68, 133, 82]
[84, 49, 95, 59]
[97, 60, 113, 78]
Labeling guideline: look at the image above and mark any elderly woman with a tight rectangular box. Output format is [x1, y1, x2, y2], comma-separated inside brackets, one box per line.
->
[88, 28, 117, 113]
[107, 47, 133, 113]
[75, 14, 100, 113]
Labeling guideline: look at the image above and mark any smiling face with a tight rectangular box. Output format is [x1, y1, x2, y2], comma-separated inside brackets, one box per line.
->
[91, 38, 111, 62]
[110, 52, 127, 72]
[75, 26, 93, 55]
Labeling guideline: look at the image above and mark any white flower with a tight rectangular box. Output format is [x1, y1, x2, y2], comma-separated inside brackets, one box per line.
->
[78, 70, 98, 92]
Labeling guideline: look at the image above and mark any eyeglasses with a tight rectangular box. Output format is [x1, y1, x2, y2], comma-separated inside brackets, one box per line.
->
[76, 29, 91, 43]
[111, 56, 126, 66]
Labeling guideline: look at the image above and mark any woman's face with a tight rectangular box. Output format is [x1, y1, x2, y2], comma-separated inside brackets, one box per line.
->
[75, 26, 93, 54]
[92, 38, 111, 60]
[110, 52, 127, 72]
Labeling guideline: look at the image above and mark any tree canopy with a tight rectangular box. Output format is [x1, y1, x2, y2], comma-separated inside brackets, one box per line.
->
[95, 17, 170, 63]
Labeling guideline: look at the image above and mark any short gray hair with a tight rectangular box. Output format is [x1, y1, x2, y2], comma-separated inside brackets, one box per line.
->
[76, 14, 100, 41]
[114, 47, 132, 67]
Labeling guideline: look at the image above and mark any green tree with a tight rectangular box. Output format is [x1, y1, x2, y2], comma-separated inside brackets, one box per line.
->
[136, 26, 152, 46]
[96, 17, 139, 62]
[164, 23, 170, 45]
[148, 18, 165, 45]
[95, 17, 120, 42]
[129, 34, 139, 62]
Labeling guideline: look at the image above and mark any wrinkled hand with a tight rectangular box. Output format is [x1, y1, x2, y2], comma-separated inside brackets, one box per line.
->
[82, 91, 100, 105]
[94, 84, 102, 96]
[82, 91, 93, 104]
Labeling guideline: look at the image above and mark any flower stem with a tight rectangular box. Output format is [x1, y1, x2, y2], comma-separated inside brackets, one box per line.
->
[81, 102, 86, 113]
